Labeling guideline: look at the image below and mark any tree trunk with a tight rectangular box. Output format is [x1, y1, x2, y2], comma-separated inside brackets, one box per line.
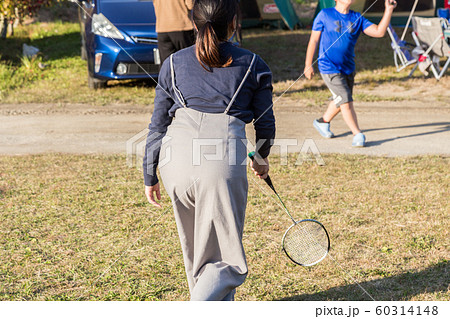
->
[0, 14, 8, 39]
[9, 17, 19, 37]
[11, 7, 20, 36]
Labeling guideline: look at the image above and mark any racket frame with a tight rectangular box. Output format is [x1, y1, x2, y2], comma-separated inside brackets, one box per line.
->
[282, 218, 331, 267]
[248, 151, 331, 266]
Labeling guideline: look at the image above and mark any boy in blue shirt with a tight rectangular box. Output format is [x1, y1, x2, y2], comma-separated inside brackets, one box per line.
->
[304, 0, 396, 147]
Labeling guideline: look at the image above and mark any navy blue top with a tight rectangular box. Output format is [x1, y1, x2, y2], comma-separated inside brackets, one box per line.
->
[143, 42, 276, 186]
[313, 8, 373, 75]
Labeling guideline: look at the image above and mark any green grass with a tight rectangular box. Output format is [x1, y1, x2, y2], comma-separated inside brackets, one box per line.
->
[0, 154, 448, 301]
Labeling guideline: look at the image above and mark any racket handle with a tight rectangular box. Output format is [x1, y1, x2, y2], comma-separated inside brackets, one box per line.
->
[248, 151, 274, 189]
[264, 175, 274, 189]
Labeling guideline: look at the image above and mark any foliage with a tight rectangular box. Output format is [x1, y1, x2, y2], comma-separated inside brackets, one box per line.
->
[0, 54, 43, 97]
[0, 0, 62, 38]
[1, 0, 61, 21]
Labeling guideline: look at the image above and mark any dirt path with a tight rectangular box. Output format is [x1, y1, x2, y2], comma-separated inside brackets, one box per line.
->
[1, 99, 449, 157]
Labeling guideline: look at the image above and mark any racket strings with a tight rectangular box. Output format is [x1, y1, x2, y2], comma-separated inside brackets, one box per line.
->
[283, 221, 329, 266]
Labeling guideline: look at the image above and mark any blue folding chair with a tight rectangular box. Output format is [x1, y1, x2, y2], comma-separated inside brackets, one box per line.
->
[387, 25, 418, 72]
[437, 8, 450, 23]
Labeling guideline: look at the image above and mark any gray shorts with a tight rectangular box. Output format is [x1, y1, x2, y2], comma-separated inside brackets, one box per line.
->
[321, 73, 355, 107]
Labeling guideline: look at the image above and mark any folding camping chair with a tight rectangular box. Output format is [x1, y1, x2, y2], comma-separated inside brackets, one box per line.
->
[411, 17, 450, 80]
[387, 25, 417, 72]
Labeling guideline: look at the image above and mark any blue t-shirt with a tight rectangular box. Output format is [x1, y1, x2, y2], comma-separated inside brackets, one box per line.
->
[313, 8, 373, 74]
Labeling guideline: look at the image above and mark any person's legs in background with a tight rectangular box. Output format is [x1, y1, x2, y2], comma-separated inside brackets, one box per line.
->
[170, 30, 195, 52]
[315, 73, 365, 146]
[157, 32, 177, 64]
[158, 30, 195, 64]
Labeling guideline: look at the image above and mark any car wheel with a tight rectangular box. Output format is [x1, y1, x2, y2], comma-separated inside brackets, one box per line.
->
[88, 74, 107, 89]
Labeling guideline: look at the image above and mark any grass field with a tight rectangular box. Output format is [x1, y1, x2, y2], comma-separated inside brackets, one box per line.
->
[0, 4, 449, 302]
[0, 154, 448, 301]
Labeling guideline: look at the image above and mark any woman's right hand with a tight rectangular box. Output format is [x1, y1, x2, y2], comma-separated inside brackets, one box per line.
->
[145, 183, 162, 208]
[251, 157, 270, 180]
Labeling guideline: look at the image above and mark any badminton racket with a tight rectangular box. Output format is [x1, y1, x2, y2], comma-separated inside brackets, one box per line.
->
[249, 152, 330, 266]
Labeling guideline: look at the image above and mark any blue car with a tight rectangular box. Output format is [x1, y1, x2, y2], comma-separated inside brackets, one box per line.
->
[74, 0, 160, 89]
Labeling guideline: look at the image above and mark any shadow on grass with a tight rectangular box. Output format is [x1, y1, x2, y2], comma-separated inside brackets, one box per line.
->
[277, 259, 449, 301]
[32, 32, 81, 61]
[0, 31, 81, 65]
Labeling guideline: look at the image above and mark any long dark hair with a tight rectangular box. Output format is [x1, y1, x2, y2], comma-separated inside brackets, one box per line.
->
[192, 0, 239, 71]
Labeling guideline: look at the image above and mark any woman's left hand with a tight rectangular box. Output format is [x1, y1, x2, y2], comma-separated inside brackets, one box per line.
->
[145, 183, 162, 208]
[251, 156, 270, 180]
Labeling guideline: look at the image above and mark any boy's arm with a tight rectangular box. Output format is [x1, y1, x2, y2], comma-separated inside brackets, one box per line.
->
[363, 0, 397, 38]
[304, 30, 321, 80]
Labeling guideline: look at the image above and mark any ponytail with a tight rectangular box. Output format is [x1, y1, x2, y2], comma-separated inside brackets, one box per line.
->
[196, 21, 232, 70]
[192, 0, 238, 71]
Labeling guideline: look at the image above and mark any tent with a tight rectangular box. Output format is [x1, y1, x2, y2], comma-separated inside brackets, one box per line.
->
[240, 0, 301, 30]
[315, 0, 446, 26]
[239, 1, 447, 30]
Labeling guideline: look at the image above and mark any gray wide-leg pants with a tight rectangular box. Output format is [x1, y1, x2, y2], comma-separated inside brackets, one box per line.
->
[159, 108, 249, 301]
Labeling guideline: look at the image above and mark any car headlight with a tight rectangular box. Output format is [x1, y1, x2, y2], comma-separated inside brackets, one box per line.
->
[92, 13, 124, 40]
